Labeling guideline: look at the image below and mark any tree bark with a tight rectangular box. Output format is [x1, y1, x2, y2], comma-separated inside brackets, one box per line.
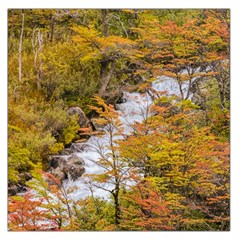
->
[113, 188, 120, 226]
[18, 11, 24, 83]
[50, 14, 54, 42]
[217, 78, 226, 109]
[211, 62, 230, 109]
[99, 60, 116, 96]
[176, 75, 184, 100]
[37, 30, 43, 89]
[102, 9, 109, 37]
[31, 28, 38, 70]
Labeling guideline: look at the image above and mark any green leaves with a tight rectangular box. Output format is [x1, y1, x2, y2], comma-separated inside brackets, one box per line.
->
[8, 144, 31, 183]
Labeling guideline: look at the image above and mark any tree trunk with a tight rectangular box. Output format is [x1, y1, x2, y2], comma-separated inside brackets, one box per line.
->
[217, 79, 226, 109]
[50, 14, 54, 42]
[113, 189, 120, 226]
[18, 11, 24, 83]
[32, 29, 38, 70]
[37, 30, 43, 89]
[210, 61, 230, 110]
[177, 76, 184, 100]
[13, 85, 18, 103]
[99, 60, 116, 96]
[129, 10, 139, 38]
[102, 9, 109, 37]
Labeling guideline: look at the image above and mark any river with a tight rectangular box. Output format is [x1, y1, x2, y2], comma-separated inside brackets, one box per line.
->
[62, 76, 191, 201]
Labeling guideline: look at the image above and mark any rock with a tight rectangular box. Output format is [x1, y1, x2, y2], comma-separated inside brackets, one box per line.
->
[116, 92, 127, 104]
[103, 91, 124, 105]
[17, 184, 28, 193]
[8, 184, 27, 196]
[23, 172, 32, 181]
[67, 107, 90, 128]
[48, 153, 85, 183]
[63, 165, 85, 181]
[49, 156, 67, 169]
[8, 185, 18, 196]
[70, 142, 89, 152]
[50, 167, 67, 182]
[60, 148, 74, 155]
[67, 154, 85, 165]
[19, 172, 32, 182]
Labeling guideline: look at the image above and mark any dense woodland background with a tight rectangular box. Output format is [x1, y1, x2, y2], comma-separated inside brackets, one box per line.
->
[8, 9, 230, 231]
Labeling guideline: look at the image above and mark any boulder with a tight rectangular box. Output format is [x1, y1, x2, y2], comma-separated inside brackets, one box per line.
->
[59, 148, 75, 155]
[17, 184, 28, 193]
[8, 185, 18, 196]
[19, 172, 32, 183]
[47, 154, 85, 182]
[103, 91, 125, 105]
[67, 154, 85, 165]
[8, 184, 27, 196]
[50, 167, 67, 182]
[70, 142, 89, 152]
[63, 165, 85, 181]
[48, 153, 85, 183]
[67, 107, 90, 128]
[49, 156, 67, 169]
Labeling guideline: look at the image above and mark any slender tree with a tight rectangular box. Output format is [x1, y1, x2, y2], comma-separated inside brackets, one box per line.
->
[18, 11, 24, 83]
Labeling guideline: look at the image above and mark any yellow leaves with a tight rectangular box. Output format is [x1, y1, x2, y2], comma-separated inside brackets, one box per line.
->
[90, 96, 120, 125]
[178, 99, 200, 110]
[49, 143, 64, 154]
[8, 124, 23, 133]
[99, 35, 134, 47]
[91, 173, 111, 183]
[72, 25, 135, 63]
[164, 192, 186, 210]
[121, 9, 135, 14]
[72, 25, 101, 42]
[180, 218, 205, 225]
[80, 50, 101, 62]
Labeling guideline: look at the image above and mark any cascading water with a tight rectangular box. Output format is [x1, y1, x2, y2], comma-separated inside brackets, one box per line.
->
[63, 76, 191, 201]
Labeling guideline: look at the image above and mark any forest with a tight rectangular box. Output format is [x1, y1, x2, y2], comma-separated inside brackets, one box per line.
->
[8, 9, 230, 231]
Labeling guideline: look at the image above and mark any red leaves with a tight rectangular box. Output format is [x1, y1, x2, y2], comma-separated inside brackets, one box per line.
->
[8, 192, 59, 231]
[121, 181, 178, 231]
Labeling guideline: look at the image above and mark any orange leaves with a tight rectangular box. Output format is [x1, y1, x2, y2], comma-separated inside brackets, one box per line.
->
[121, 180, 178, 230]
[90, 96, 122, 130]
[98, 35, 134, 48]
[8, 192, 58, 231]
[133, 11, 229, 104]
[119, 100, 229, 229]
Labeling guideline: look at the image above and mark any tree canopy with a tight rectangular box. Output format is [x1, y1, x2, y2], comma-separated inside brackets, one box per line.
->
[8, 9, 230, 231]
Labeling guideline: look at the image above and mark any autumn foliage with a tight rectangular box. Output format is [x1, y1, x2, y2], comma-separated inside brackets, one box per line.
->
[8, 193, 59, 231]
[8, 9, 229, 231]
